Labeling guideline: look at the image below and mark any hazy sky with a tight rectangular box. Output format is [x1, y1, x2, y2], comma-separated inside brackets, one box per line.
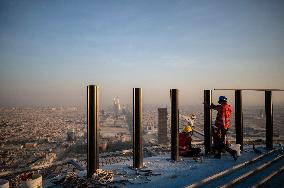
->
[0, 0, 284, 106]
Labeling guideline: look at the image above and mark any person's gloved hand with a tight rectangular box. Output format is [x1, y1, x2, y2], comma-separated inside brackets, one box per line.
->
[179, 146, 187, 150]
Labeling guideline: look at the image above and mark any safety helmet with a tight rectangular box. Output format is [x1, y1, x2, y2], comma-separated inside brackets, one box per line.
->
[218, 96, 227, 104]
[183, 125, 192, 134]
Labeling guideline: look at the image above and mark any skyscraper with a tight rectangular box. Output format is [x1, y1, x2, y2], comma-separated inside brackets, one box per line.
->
[158, 108, 168, 144]
[113, 97, 121, 118]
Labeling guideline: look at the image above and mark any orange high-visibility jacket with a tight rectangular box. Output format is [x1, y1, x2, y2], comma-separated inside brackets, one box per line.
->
[214, 103, 232, 129]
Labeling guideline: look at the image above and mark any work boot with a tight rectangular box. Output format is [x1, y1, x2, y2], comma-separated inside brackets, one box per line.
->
[231, 150, 238, 161]
[214, 153, 221, 159]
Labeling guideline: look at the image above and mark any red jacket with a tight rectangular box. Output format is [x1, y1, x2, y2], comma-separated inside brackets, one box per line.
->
[179, 132, 192, 155]
[213, 103, 232, 129]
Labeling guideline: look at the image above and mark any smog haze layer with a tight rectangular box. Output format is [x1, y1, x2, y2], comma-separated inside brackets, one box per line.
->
[0, 0, 284, 106]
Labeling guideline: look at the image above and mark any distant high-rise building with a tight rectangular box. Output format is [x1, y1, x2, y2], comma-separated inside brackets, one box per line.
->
[67, 129, 75, 142]
[158, 108, 168, 144]
[124, 106, 133, 142]
[114, 97, 121, 118]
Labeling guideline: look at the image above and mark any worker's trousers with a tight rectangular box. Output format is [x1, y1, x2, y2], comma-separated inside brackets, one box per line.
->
[214, 128, 235, 155]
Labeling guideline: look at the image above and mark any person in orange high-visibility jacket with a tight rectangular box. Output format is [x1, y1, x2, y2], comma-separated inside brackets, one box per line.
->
[210, 96, 237, 161]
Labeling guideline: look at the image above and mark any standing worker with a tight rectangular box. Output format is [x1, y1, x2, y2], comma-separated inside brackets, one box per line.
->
[207, 96, 238, 161]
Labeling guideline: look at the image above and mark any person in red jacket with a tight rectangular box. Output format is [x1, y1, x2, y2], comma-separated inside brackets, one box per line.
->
[210, 96, 237, 161]
[179, 125, 201, 157]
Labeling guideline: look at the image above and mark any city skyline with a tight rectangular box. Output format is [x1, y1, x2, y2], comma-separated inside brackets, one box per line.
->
[1, 0, 284, 106]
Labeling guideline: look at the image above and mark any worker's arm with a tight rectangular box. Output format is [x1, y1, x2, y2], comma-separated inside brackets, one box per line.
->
[187, 136, 192, 149]
[203, 102, 217, 109]
[210, 103, 218, 109]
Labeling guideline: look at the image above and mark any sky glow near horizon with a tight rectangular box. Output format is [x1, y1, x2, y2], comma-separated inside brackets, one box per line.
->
[0, 0, 284, 106]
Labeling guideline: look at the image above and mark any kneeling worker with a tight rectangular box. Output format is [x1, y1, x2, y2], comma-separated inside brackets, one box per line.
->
[179, 125, 201, 157]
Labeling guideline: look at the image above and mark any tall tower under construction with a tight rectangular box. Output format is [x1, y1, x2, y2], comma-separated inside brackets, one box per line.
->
[158, 108, 168, 144]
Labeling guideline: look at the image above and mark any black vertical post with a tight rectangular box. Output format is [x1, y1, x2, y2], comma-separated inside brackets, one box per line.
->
[87, 85, 99, 178]
[133, 88, 143, 168]
[204, 90, 212, 155]
[235, 90, 243, 150]
[265, 90, 273, 150]
[170, 89, 179, 161]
